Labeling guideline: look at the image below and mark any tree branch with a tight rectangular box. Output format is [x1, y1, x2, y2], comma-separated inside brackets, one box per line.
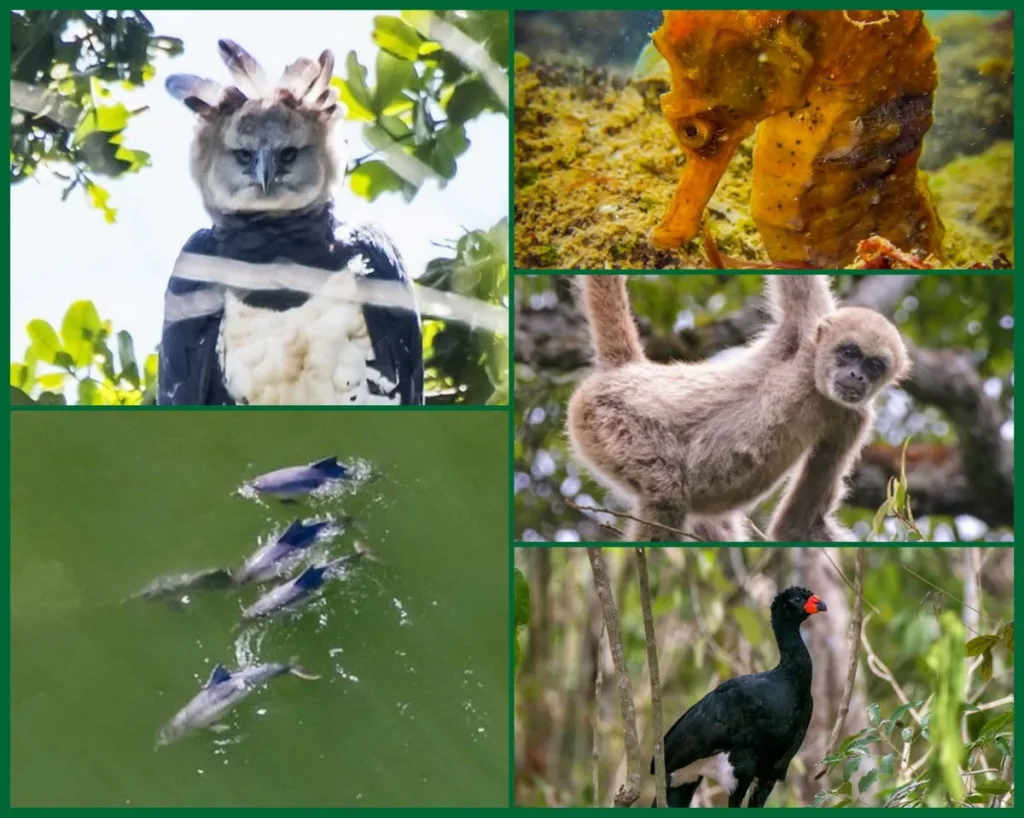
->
[816, 548, 866, 779]
[586, 547, 642, 807]
[635, 548, 666, 807]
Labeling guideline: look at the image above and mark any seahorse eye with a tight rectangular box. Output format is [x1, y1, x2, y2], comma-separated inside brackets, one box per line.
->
[678, 117, 714, 149]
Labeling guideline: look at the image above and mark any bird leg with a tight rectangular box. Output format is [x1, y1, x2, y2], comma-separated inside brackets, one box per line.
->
[746, 777, 777, 807]
[728, 775, 754, 807]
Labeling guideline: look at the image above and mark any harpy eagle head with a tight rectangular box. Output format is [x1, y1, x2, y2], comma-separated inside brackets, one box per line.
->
[166, 40, 342, 218]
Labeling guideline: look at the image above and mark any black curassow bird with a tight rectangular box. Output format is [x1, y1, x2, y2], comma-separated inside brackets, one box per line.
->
[652, 586, 826, 808]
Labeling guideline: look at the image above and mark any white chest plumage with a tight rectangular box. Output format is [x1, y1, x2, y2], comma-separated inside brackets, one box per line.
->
[217, 267, 400, 406]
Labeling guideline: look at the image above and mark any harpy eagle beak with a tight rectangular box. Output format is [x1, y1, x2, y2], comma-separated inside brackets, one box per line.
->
[253, 146, 275, 194]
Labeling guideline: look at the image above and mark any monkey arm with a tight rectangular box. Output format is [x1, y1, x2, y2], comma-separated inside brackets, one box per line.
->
[766, 416, 870, 542]
[764, 275, 837, 328]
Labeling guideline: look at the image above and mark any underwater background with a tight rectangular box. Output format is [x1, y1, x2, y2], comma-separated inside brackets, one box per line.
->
[10, 411, 509, 807]
[514, 10, 1014, 269]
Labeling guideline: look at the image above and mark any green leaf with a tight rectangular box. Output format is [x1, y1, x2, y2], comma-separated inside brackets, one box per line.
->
[61, 300, 102, 368]
[144, 352, 159, 391]
[117, 330, 139, 387]
[372, 15, 422, 62]
[1000, 620, 1013, 651]
[78, 378, 101, 405]
[514, 567, 531, 628]
[889, 701, 920, 727]
[9, 385, 35, 405]
[37, 372, 65, 391]
[978, 710, 1013, 738]
[418, 40, 443, 57]
[879, 753, 894, 776]
[974, 780, 1011, 795]
[841, 756, 862, 782]
[73, 102, 130, 144]
[375, 50, 416, 114]
[35, 391, 67, 406]
[733, 606, 763, 647]
[348, 160, 414, 202]
[27, 319, 61, 365]
[965, 634, 1000, 657]
[336, 52, 374, 121]
[113, 144, 151, 173]
[867, 702, 880, 726]
[858, 768, 879, 794]
[85, 181, 117, 223]
[979, 649, 994, 682]
[446, 78, 494, 125]
[10, 363, 28, 390]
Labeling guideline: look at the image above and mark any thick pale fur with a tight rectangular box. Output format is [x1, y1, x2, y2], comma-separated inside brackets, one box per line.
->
[567, 275, 909, 542]
[218, 261, 399, 406]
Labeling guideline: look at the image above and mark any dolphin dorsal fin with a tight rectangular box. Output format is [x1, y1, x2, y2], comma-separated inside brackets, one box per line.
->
[277, 519, 306, 545]
[206, 664, 232, 687]
[310, 456, 338, 471]
[294, 565, 326, 590]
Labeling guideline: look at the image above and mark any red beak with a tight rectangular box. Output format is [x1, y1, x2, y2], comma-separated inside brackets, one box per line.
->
[804, 596, 827, 615]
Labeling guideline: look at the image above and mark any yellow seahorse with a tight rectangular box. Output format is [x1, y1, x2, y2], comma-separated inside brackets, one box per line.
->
[652, 10, 944, 266]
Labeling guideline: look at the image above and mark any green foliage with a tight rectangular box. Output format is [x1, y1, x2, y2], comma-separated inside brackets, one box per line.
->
[338, 10, 509, 203]
[421, 218, 509, 405]
[514, 567, 531, 671]
[10, 301, 156, 405]
[10, 10, 182, 220]
[816, 615, 1014, 807]
[870, 439, 926, 541]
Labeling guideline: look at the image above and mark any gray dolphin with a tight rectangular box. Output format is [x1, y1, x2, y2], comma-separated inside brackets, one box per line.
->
[242, 456, 351, 501]
[240, 543, 376, 621]
[128, 567, 235, 604]
[233, 518, 336, 586]
[156, 657, 320, 746]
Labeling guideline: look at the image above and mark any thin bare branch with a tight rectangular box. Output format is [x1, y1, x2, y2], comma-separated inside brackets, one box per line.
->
[816, 548, 866, 780]
[636, 548, 666, 807]
[593, 619, 605, 806]
[586, 547, 642, 807]
[568, 500, 705, 542]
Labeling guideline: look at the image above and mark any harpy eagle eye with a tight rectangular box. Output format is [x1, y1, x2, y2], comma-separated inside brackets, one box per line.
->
[279, 147, 298, 165]
[233, 149, 253, 165]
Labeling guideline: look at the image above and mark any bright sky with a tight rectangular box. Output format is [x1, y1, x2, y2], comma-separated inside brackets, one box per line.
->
[10, 10, 509, 360]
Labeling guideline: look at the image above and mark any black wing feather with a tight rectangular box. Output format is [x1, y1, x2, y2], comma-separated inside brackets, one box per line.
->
[157, 229, 234, 406]
[334, 224, 424, 406]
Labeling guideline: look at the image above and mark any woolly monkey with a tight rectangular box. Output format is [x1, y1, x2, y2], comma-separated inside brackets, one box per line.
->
[567, 275, 909, 541]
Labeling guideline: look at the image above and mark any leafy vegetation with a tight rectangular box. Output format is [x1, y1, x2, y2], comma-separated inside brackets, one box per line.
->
[10, 10, 182, 221]
[11, 300, 157, 405]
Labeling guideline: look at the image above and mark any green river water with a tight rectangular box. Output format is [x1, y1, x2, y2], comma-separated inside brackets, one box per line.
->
[10, 410, 509, 807]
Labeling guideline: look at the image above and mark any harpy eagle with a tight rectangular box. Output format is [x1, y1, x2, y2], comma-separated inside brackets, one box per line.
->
[159, 40, 423, 405]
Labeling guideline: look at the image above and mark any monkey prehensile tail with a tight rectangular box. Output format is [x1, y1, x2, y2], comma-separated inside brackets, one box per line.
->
[159, 40, 423, 405]
[568, 275, 910, 542]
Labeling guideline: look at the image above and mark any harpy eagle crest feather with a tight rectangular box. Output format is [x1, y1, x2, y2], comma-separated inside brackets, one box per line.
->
[159, 39, 423, 405]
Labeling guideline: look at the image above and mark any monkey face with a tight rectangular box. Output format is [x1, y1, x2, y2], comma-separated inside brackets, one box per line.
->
[814, 307, 909, 408]
[200, 102, 335, 214]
